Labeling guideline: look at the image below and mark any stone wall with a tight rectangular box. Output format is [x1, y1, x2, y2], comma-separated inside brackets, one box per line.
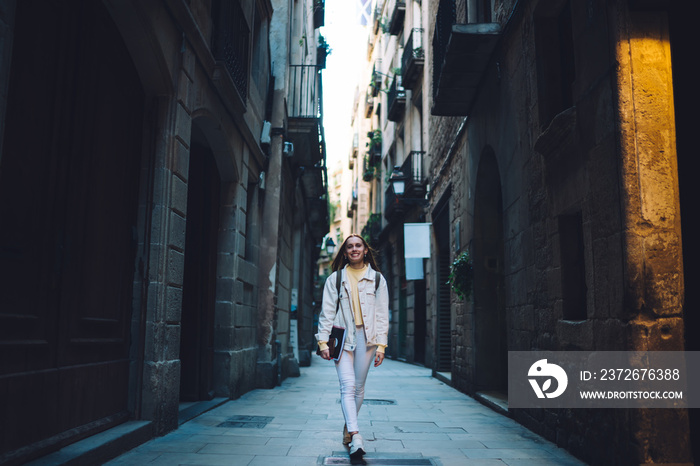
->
[424, 0, 689, 463]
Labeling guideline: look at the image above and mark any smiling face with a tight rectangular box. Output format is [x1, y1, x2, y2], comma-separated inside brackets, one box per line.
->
[344, 236, 368, 267]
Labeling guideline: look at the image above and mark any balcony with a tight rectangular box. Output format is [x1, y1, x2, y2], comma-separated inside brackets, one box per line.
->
[400, 150, 427, 198]
[384, 151, 427, 222]
[367, 130, 382, 163]
[387, 75, 406, 122]
[402, 28, 424, 89]
[431, 0, 501, 116]
[347, 185, 358, 218]
[349, 133, 359, 169]
[363, 153, 378, 182]
[373, 4, 382, 35]
[371, 63, 382, 96]
[313, 0, 325, 28]
[287, 65, 323, 167]
[364, 89, 374, 118]
[361, 213, 382, 248]
[387, 0, 406, 35]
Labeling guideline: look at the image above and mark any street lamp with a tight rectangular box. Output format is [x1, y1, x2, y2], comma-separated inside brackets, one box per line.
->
[326, 237, 336, 256]
[388, 166, 406, 196]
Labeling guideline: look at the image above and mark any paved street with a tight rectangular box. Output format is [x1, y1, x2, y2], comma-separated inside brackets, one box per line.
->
[107, 358, 587, 466]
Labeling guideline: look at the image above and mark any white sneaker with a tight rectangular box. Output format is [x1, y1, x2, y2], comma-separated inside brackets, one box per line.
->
[349, 433, 365, 459]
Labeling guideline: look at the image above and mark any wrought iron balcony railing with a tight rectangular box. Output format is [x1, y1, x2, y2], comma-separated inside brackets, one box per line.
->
[401, 150, 426, 197]
[388, 0, 406, 35]
[387, 75, 406, 122]
[402, 28, 424, 89]
[288, 65, 321, 119]
[432, 0, 456, 107]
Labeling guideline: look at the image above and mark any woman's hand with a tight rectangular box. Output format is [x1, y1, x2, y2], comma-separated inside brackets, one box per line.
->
[320, 348, 331, 360]
[374, 352, 385, 367]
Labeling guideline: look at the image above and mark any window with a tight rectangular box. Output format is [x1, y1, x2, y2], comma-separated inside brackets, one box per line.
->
[559, 211, 587, 321]
[211, 0, 250, 102]
[534, 0, 575, 130]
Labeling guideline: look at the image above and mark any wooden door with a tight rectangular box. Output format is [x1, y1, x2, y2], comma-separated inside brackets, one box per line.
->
[0, 0, 144, 460]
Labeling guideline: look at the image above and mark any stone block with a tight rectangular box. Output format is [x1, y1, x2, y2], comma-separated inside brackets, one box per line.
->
[214, 301, 234, 327]
[234, 304, 254, 327]
[148, 204, 166, 250]
[218, 228, 236, 256]
[216, 253, 236, 278]
[215, 276, 234, 302]
[143, 321, 159, 363]
[171, 175, 188, 217]
[215, 324, 235, 349]
[233, 280, 245, 303]
[170, 211, 186, 251]
[237, 258, 258, 285]
[174, 102, 191, 149]
[164, 285, 183, 323]
[167, 248, 185, 286]
[233, 326, 255, 349]
[172, 139, 190, 182]
[177, 69, 193, 114]
[163, 324, 181, 361]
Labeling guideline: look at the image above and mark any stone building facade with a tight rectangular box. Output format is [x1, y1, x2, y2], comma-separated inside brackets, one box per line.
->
[350, 0, 694, 463]
[0, 0, 329, 463]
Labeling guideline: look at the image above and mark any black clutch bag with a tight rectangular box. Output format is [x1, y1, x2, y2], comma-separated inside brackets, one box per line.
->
[316, 325, 347, 361]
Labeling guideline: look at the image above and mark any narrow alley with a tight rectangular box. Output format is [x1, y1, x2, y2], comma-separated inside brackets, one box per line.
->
[105, 359, 585, 466]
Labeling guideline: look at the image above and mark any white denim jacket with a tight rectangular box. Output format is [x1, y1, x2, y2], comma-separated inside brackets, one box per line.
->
[315, 264, 389, 352]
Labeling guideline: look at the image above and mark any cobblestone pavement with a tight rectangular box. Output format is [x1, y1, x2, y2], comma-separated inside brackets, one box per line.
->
[107, 358, 587, 465]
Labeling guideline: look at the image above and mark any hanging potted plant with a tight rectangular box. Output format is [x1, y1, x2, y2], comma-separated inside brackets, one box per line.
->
[317, 34, 331, 69]
[447, 249, 473, 300]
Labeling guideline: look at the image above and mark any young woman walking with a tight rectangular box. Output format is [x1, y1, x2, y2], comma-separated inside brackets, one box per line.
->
[316, 234, 389, 460]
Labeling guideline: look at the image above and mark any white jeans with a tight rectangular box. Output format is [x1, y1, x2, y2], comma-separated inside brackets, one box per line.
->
[335, 325, 377, 433]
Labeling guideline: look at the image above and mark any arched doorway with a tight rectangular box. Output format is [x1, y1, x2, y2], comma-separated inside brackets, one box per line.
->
[179, 126, 222, 402]
[0, 0, 144, 459]
[472, 148, 507, 394]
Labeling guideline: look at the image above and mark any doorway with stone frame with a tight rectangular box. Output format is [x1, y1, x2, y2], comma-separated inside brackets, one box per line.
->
[472, 148, 507, 405]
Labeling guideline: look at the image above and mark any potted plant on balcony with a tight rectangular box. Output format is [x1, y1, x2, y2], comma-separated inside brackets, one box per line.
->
[363, 153, 377, 181]
[366, 129, 382, 160]
[317, 34, 331, 69]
